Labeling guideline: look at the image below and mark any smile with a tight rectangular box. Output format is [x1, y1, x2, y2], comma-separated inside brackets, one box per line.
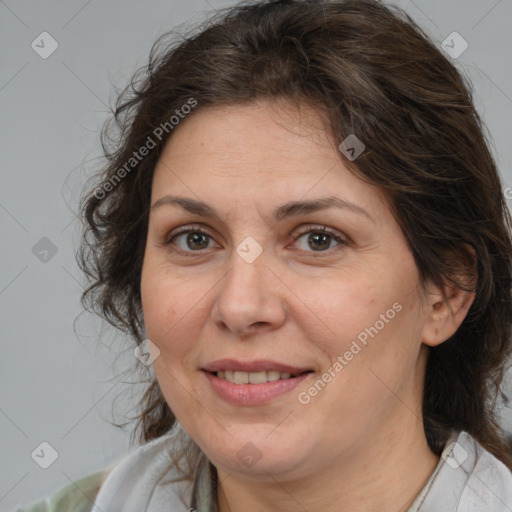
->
[202, 370, 314, 406]
[215, 369, 311, 384]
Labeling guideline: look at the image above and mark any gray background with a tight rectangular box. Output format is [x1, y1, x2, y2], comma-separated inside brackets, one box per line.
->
[1, 0, 511, 509]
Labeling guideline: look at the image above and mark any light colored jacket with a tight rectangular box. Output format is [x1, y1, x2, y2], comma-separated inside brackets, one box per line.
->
[13, 424, 512, 512]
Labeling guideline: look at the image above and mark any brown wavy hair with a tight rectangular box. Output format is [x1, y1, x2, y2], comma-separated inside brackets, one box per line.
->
[78, 0, 512, 470]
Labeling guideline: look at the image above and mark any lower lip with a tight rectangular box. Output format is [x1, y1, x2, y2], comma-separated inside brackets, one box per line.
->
[202, 370, 313, 406]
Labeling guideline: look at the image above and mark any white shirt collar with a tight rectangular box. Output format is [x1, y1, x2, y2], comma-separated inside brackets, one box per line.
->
[92, 425, 512, 512]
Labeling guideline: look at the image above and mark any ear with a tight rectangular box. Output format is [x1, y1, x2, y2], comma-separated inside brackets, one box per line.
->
[421, 283, 475, 347]
[421, 247, 477, 347]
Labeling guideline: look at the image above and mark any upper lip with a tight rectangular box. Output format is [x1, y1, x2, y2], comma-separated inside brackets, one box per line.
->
[202, 359, 313, 374]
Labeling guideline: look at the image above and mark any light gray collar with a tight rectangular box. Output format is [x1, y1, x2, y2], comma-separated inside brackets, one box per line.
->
[92, 425, 512, 512]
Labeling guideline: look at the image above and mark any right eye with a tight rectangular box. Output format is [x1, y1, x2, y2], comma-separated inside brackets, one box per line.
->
[167, 227, 217, 253]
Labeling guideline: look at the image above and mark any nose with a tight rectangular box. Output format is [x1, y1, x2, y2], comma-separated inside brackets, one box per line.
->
[210, 247, 287, 337]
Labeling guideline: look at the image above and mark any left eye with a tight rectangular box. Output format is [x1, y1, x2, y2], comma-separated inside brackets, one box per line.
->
[292, 227, 346, 252]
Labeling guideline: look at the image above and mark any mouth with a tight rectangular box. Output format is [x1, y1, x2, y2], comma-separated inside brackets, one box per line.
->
[201, 363, 316, 406]
[200, 359, 316, 405]
[208, 369, 314, 384]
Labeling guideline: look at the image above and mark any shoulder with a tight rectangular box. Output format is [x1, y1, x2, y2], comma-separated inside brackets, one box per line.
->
[420, 431, 512, 511]
[13, 469, 111, 512]
[458, 432, 512, 510]
[90, 425, 201, 511]
[16, 425, 197, 512]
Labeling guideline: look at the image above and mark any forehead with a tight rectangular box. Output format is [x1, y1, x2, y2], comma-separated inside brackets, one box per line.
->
[156, 100, 335, 175]
[150, 100, 387, 218]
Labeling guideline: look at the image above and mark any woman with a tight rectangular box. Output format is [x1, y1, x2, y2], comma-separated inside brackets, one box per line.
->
[17, 0, 512, 510]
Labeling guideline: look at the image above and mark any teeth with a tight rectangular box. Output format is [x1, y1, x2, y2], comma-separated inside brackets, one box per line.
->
[234, 371, 249, 384]
[216, 370, 295, 384]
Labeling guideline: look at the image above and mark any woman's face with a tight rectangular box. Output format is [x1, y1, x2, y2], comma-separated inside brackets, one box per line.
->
[141, 100, 432, 480]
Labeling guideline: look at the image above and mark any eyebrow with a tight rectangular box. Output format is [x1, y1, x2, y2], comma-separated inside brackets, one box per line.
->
[151, 195, 374, 223]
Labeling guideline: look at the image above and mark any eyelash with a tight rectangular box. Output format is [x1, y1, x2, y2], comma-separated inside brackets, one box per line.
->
[165, 223, 347, 256]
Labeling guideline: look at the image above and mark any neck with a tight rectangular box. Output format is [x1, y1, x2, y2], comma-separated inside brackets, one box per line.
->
[216, 414, 439, 512]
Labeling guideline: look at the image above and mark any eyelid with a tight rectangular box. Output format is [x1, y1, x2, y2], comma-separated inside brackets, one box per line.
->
[166, 223, 216, 243]
[287, 224, 347, 254]
[290, 224, 347, 243]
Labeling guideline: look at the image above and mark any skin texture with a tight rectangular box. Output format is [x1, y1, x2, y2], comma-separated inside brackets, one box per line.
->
[140, 100, 474, 512]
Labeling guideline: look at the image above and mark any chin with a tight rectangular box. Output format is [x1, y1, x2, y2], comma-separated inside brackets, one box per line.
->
[204, 434, 308, 477]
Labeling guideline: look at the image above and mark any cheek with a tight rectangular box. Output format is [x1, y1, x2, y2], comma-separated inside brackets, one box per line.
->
[140, 261, 205, 363]
[140, 266, 210, 422]
[298, 268, 386, 358]
[306, 258, 422, 374]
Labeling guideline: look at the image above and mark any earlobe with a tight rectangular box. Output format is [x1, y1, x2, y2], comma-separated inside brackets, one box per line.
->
[421, 280, 476, 347]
